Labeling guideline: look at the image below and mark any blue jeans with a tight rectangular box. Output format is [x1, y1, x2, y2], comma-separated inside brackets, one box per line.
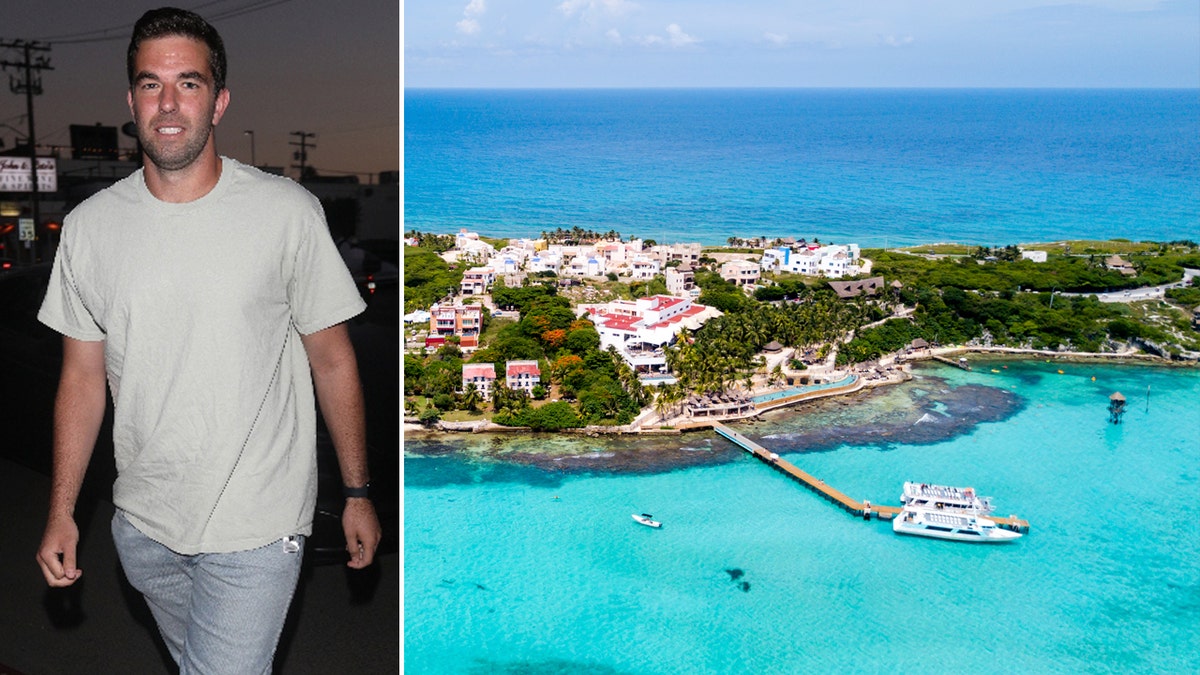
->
[111, 510, 304, 675]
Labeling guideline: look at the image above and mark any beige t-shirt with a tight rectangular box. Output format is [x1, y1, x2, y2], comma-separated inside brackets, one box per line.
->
[39, 157, 366, 554]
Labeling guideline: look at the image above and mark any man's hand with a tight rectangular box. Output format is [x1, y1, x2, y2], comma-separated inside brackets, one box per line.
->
[342, 498, 382, 569]
[36, 514, 83, 587]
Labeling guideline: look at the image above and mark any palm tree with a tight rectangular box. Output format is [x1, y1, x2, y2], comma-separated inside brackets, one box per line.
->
[462, 383, 481, 413]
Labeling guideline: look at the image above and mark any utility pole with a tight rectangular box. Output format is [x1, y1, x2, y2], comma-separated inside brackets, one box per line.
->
[289, 130, 316, 182]
[1, 39, 53, 264]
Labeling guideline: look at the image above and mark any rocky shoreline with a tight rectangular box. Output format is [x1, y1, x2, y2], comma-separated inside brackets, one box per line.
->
[404, 344, 1183, 440]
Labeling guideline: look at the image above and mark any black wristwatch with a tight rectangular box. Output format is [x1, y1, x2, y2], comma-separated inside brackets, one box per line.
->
[343, 482, 371, 499]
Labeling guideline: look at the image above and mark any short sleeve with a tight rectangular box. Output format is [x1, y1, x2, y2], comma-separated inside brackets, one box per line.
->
[38, 231, 106, 342]
[287, 201, 366, 335]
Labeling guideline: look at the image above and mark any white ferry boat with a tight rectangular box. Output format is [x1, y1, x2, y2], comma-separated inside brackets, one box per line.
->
[900, 481, 994, 514]
[893, 507, 1021, 543]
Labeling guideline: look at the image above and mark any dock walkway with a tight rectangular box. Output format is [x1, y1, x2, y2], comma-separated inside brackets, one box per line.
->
[710, 421, 1029, 532]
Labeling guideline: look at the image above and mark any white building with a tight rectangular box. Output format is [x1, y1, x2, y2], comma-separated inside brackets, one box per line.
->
[527, 252, 562, 275]
[629, 256, 661, 280]
[720, 259, 761, 287]
[462, 363, 497, 400]
[578, 295, 722, 377]
[1020, 250, 1048, 263]
[565, 255, 606, 278]
[664, 266, 695, 297]
[460, 267, 495, 296]
[760, 243, 861, 278]
[505, 360, 541, 395]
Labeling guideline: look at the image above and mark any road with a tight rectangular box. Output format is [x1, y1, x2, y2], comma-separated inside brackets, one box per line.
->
[1059, 267, 1200, 303]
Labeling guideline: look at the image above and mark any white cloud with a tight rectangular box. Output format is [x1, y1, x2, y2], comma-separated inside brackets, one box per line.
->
[631, 23, 699, 48]
[880, 34, 915, 47]
[764, 32, 789, 46]
[666, 24, 699, 47]
[606, 29, 623, 45]
[559, 0, 637, 20]
[456, 0, 486, 35]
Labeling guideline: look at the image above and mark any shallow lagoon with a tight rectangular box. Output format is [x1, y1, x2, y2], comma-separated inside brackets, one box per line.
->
[404, 362, 1200, 673]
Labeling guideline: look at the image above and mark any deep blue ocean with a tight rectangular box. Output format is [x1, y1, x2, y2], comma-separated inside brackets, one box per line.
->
[404, 88, 1199, 247]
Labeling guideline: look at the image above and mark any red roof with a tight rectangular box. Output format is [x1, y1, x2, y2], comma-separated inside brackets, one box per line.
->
[646, 304, 707, 330]
[507, 362, 540, 377]
[462, 363, 496, 379]
[646, 295, 687, 311]
[598, 314, 642, 332]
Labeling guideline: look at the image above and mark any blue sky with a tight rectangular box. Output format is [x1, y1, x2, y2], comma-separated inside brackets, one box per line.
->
[404, 0, 1200, 88]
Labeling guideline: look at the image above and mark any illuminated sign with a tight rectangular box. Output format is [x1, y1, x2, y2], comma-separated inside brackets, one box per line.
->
[0, 157, 58, 193]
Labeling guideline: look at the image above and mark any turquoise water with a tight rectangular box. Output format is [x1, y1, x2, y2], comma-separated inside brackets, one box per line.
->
[751, 374, 858, 404]
[404, 362, 1200, 673]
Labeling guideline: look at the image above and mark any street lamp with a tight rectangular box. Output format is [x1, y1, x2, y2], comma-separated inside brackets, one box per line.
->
[243, 129, 255, 166]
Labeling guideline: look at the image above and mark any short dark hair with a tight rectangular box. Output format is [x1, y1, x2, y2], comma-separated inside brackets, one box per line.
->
[127, 7, 227, 92]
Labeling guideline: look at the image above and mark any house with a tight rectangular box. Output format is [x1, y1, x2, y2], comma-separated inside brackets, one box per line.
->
[564, 255, 606, 278]
[664, 265, 694, 296]
[462, 363, 497, 400]
[1020, 250, 1048, 263]
[720, 259, 761, 287]
[428, 303, 483, 350]
[1106, 255, 1137, 276]
[628, 256, 661, 280]
[459, 267, 495, 296]
[761, 243, 861, 278]
[527, 252, 562, 275]
[828, 276, 885, 299]
[649, 242, 701, 266]
[505, 360, 541, 395]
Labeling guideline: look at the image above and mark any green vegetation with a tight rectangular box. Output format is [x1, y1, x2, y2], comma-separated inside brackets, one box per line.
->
[869, 247, 1199, 294]
[406, 237, 1200, 433]
[405, 294, 648, 428]
[835, 243, 1200, 363]
[540, 227, 623, 245]
[403, 245, 461, 312]
[661, 283, 880, 395]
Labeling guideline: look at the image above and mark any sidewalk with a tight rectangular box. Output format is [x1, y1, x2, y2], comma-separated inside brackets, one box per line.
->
[0, 458, 399, 674]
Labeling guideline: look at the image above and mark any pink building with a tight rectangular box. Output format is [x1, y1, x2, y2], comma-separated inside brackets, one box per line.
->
[505, 360, 541, 395]
[462, 363, 497, 400]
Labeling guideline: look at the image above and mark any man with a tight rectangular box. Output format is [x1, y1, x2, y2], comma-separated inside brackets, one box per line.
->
[34, 7, 381, 672]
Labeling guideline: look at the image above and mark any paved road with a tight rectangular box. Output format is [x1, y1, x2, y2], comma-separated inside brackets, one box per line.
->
[0, 458, 399, 674]
[1060, 268, 1200, 303]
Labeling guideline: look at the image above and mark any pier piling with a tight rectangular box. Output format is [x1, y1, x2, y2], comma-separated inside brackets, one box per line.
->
[710, 422, 1030, 533]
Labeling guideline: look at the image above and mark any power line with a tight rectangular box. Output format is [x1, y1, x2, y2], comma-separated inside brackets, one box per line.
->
[30, 0, 298, 45]
[289, 130, 315, 178]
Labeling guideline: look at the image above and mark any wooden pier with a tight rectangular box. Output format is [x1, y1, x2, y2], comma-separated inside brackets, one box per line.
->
[932, 354, 972, 371]
[710, 421, 1029, 533]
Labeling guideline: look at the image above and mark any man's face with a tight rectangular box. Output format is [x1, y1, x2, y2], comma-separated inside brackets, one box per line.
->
[127, 35, 229, 172]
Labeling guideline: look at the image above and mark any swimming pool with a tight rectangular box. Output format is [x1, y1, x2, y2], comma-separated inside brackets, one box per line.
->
[752, 374, 858, 404]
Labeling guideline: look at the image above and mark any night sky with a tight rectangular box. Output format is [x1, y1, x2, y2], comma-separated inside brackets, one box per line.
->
[2, 0, 400, 181]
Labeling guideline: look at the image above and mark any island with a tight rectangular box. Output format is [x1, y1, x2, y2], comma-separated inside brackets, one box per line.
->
[404, 230, 1200, 434]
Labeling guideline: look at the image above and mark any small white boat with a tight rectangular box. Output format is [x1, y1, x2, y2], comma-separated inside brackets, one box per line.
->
[632, 513, 661, 528]
[893, 506, 1021, 543]
[900, 481, 994, 514]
